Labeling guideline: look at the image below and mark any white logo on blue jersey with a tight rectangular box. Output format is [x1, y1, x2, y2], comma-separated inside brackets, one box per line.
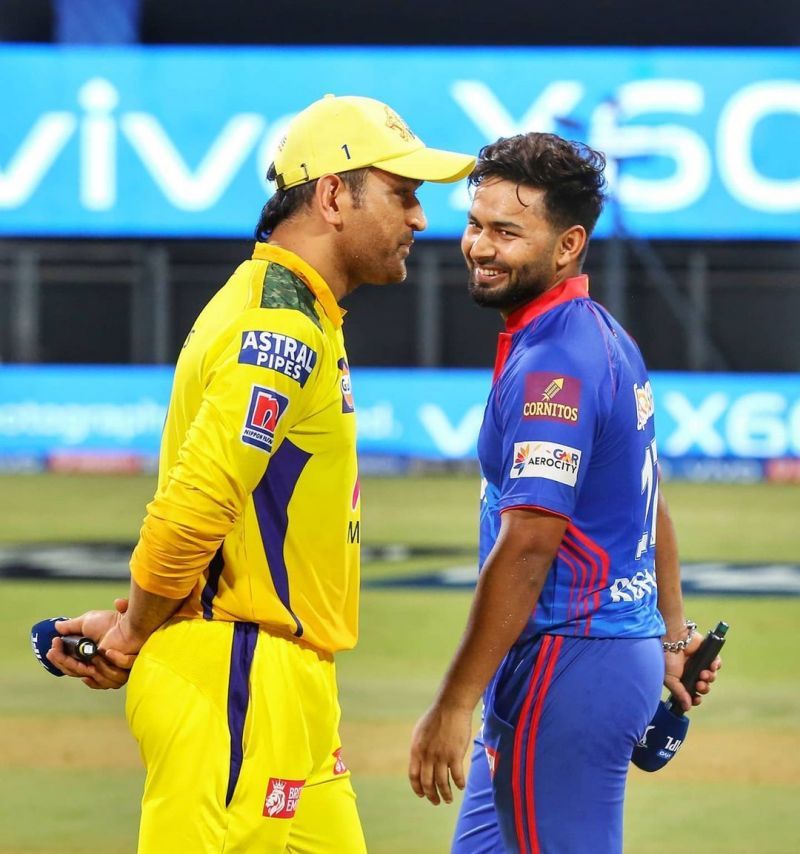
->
[238, 330, 317, 387]
[634, 381, 655, 430]
[510, 441, 581, 486]
[609, 568, 657, 603]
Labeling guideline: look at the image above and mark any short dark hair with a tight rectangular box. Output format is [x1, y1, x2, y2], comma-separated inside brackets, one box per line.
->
[255, 166, 370, 240]
[469, 133, 607, 239]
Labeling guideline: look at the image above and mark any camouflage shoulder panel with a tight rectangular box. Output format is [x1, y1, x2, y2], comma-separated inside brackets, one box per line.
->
[260, 261, 322, 330]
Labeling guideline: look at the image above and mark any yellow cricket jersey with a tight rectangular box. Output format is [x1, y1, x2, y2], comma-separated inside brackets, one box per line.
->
[130, 243, 360, 654]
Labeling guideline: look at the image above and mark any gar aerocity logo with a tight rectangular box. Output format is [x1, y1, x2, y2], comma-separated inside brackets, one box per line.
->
[238, 330, 317, 387]
[510, 441, 582, 486]
[522, 372, 581, 425]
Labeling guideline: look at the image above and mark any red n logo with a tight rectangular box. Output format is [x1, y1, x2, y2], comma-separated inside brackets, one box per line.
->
[253, 392, 280, 431]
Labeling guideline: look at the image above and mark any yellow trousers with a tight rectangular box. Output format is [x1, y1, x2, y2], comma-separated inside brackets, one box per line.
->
[126, 618, 367, 853]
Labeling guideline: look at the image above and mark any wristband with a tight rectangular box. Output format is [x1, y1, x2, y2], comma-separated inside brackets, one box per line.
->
[662, 620, 697, 653]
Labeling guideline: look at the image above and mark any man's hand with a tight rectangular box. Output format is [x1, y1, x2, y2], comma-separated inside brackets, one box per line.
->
[408, 702, 473, 806]
[45, 598, 140, 690]
[664, 631, 722, 712]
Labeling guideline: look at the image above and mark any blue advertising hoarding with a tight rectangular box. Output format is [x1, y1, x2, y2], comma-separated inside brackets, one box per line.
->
[1, 367, 799, 480]
[0, 46, 798, 239]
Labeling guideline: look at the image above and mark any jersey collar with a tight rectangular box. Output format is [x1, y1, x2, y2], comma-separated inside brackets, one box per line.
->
[252, 242, 345, 329]
[504, 275, 589, 333]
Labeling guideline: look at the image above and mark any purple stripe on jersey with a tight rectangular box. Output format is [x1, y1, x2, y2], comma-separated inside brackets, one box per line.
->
[200, 547, 225, 620]
[252, 439, 311, 638]
[226, 621, 259, 807]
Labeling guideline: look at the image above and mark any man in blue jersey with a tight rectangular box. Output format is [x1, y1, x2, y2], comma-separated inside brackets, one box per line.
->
[408, 133, 720, 853]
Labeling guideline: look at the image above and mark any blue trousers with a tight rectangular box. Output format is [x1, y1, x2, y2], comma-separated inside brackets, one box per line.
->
[453, 634, 663, 854]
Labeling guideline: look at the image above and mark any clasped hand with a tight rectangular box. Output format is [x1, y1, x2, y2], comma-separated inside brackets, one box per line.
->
[45, 598, 142, 690]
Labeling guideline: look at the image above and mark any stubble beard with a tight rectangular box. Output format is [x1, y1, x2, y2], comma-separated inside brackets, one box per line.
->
[356, 230, 412, 286]
[467, 259, 554, 313]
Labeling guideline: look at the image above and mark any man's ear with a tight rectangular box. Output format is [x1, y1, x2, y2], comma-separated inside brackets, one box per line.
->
[316, 174, 347, 227]
[557, 224, 587, 268]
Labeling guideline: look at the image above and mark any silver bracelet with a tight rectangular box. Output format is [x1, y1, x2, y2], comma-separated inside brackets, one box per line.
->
[662, 620, 698, 653]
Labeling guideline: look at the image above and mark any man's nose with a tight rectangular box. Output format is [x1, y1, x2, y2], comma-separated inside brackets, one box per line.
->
[409, 201, 427, 233]
[468, 230, 495, 261]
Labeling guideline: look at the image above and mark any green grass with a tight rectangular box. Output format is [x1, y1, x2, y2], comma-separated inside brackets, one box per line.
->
[2, 474, 798, 563]
[0, 474, 799, 852]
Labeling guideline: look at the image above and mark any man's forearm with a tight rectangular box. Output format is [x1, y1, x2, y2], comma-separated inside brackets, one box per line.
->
[655, 490, 687, 640]
[435, 510, 567, 712]
[123, 578, 185, 645]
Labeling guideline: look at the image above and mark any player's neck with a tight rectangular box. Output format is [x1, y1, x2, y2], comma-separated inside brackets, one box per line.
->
[499, 267, 584, 321]
[266, 229, 351, 303]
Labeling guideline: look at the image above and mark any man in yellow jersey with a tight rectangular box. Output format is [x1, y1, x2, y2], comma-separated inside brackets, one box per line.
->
[47, 94, 474, 853]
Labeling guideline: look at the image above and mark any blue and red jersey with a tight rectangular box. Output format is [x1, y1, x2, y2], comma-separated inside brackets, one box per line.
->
[477, 275, 666, 640]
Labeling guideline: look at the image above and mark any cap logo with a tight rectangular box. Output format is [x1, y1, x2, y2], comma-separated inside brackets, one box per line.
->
[384, 106, 415, 142]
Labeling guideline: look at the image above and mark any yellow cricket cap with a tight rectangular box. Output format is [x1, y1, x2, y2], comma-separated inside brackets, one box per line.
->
[271, 94, 476, 190]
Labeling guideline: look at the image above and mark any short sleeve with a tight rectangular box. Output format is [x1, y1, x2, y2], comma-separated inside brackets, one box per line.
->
[130, 308, 324, 598]
[494, 343, 612, 519]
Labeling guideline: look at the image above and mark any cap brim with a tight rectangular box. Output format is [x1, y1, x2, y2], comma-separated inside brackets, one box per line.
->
[372, 147, 476, 183]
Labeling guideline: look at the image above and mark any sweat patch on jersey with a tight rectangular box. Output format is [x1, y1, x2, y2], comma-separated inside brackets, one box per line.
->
[239, 330, 318, 387]
[522, 372, 581, 424]
[241, 385, 289, 453]
[510, 441, 581, 486]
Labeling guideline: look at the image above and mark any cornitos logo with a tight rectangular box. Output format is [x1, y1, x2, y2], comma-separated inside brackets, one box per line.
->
[238, 330, 317, 387]
[522, 372, 581, 425]
[509, 441, 581, 486]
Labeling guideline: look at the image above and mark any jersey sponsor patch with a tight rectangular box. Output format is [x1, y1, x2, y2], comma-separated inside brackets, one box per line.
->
[485, 745, 498, 779]
[510, 441, 581, 486]
[263, 777, 305, 818]
[338, 357, 355, 413]
[333, 747, 348, 776]
[634, 381, 655, 430]
[238, 330, 318, 387]
[241, 385, 289, 453]
[522, 372, 581, 424]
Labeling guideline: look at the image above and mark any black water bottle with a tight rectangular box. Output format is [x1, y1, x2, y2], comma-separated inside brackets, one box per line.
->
[667, 621, 728, 715]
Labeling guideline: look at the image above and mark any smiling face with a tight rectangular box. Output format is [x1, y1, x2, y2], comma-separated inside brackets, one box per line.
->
[461, 178, 585, 316]
[341, 169, 427, 285]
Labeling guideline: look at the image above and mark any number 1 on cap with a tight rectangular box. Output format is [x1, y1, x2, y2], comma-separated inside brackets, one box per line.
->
[341, 144, 351, 160]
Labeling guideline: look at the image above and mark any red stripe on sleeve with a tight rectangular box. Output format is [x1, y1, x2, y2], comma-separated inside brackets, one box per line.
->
[567, 524, 611, 613]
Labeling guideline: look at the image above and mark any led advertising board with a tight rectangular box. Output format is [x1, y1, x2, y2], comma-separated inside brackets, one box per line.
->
[1, 46, 798, 238]
[2, 367, 799, 480]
